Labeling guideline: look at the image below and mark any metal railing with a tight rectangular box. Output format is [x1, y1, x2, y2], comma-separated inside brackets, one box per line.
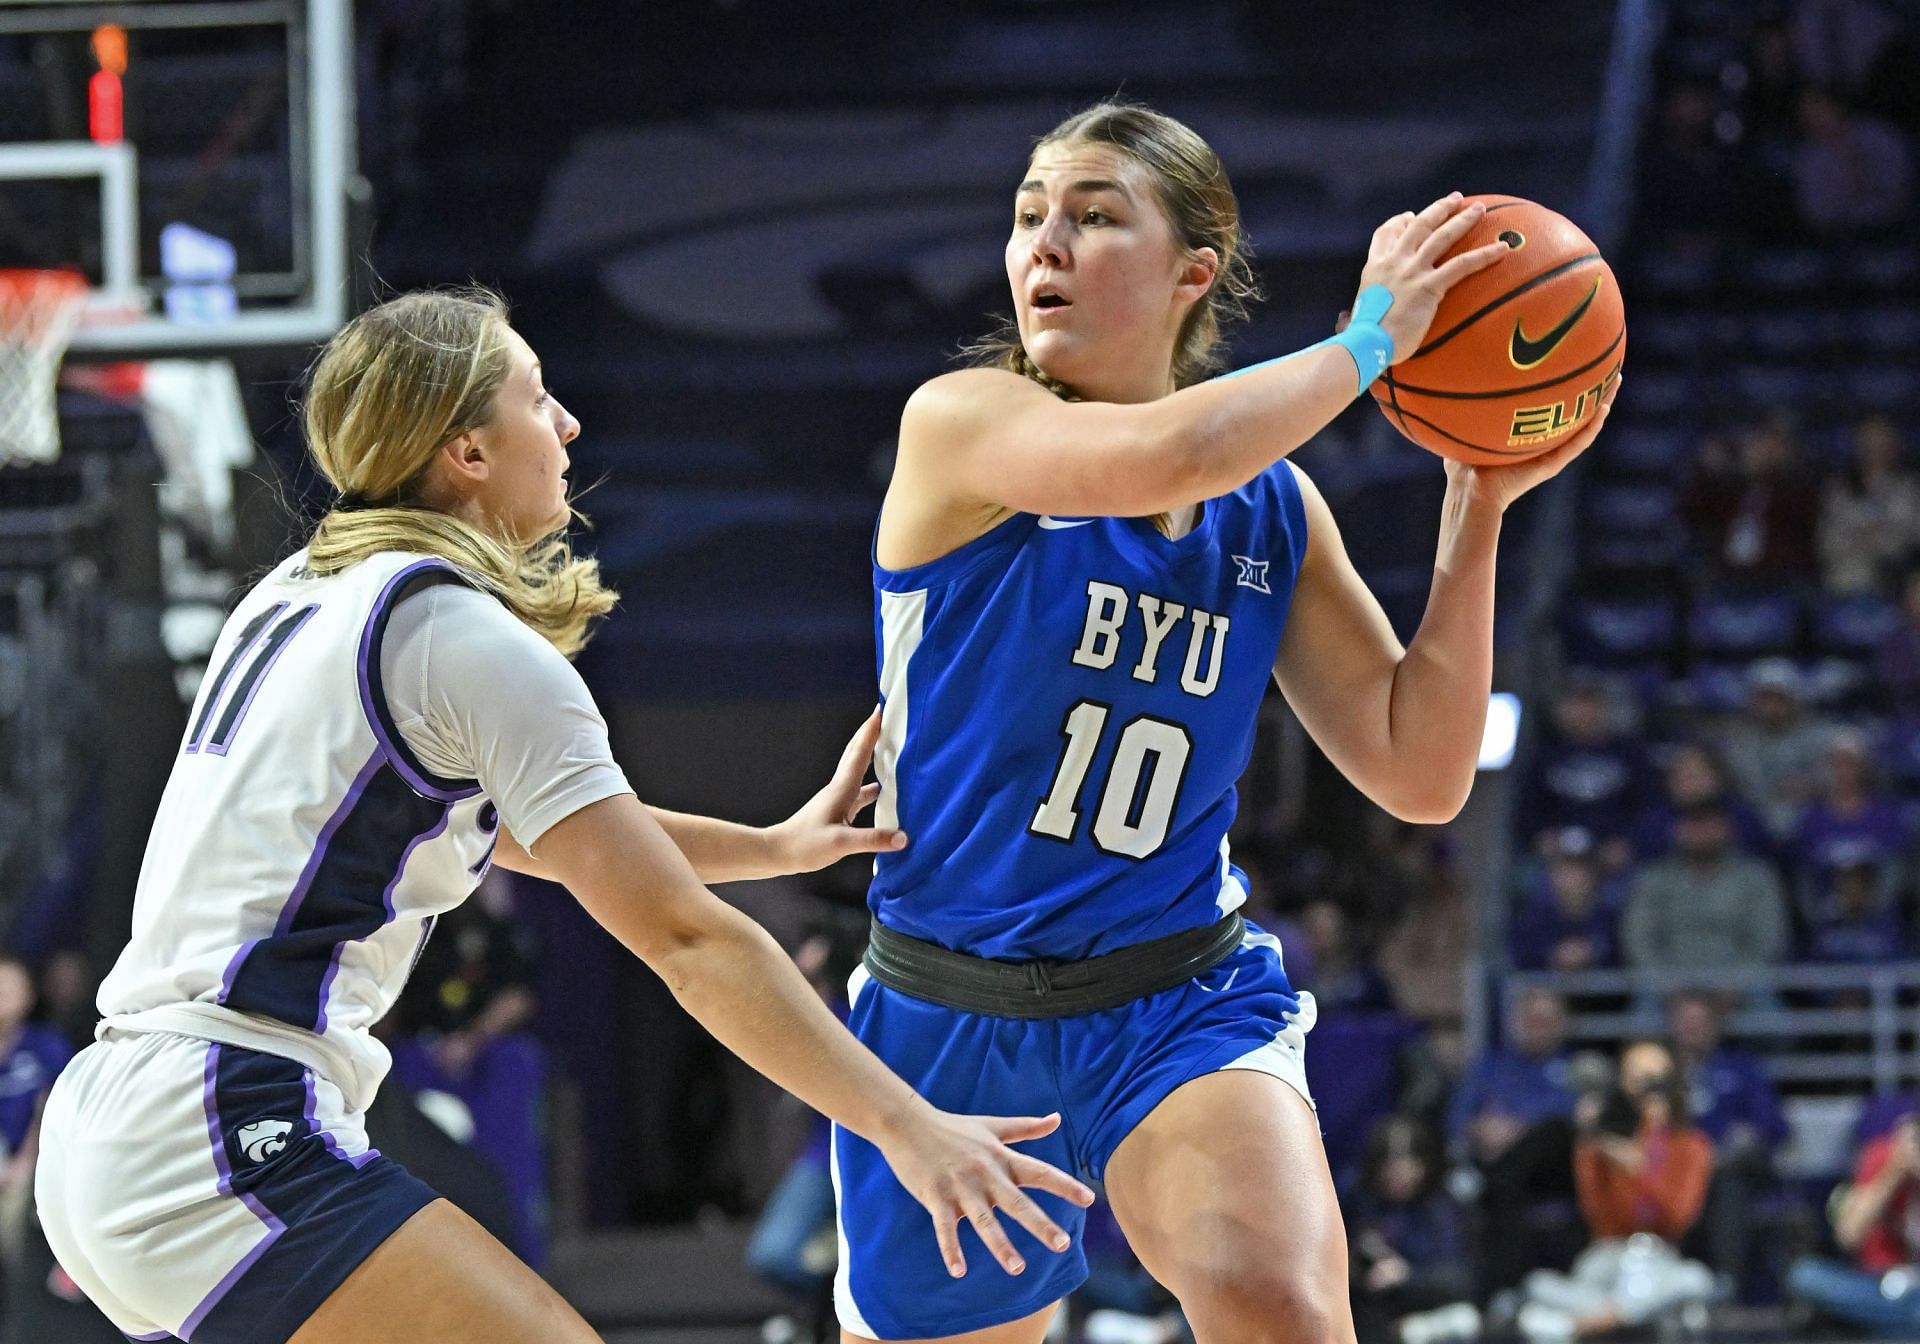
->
[1507, 962, 1920, 1094]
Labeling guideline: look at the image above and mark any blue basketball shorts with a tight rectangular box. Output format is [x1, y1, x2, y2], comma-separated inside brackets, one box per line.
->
[36, 1029, 439, 1343]
[831, 922, 1317, 1340]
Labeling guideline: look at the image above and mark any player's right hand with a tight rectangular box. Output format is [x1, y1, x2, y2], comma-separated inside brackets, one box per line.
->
[877, 1107, 1094, 1278]
[1355, 192, 1510, 365]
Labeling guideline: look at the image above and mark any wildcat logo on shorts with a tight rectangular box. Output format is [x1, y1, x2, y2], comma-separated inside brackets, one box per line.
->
[236, 1119, 295, 1164]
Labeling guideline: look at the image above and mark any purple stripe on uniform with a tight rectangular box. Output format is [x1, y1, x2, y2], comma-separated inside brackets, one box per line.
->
[356, 559, 483, 802]
[201, 1043, 235, 1193]
[350, 1147, 382, 1169]
[216, 751, 385, 1006]
[303, 1071, 351, 1165]
[277, 752, 385, 940]
[313, 805, 450, 1034]
[204, 604, 321, 757]
[188, 1043, 289, 1340]
[186, 601, 287, 753]
[180, 1200, 285, 1339]
[213, 939, 258, 1007]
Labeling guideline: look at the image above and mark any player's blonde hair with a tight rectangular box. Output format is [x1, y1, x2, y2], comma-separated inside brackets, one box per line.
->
[967, 99, 1263, 395]
[301, 288, 615, 657]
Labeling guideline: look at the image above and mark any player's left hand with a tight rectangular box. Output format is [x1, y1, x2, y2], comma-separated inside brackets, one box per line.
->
[769, 707, 909, 872]
[1443, 374, 1621, 513]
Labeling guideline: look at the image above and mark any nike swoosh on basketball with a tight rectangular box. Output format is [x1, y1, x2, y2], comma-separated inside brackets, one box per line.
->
[1037, 516, 1094, 530]
[1508, 275, 1602, 370]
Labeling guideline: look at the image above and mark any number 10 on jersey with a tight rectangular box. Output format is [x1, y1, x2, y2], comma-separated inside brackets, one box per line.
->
[1028, 700, 1193, 859]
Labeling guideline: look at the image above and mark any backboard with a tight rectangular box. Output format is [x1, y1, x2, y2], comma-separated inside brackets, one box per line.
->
[0, 0, 355, 353]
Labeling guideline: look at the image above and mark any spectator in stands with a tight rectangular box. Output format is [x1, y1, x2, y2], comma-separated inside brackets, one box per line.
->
[1449, 987, 1580, 1293]
[1574, 1041, 1716, 1244]
[1628, 739, 1773, 865]
[1637, 82, 1755, 236]
[1875, 564, 1920, 717]
[1667, 990, 1789, 1295]
[1819, 414, 1920, 594]
[34, 949, 97, 1054]
[1717, 659, 1830, 839]
[1509, 828, 1623, 974]
[1681, 415, 1819, 585]
[1376, 831, 1474, 1068]
[1792, 85, 1914, 233]
[0, 953, 73, 1312]
[1515, 673, 1647, 866]
[1793, 0, 1904, 100]
[1296, 898, 1393, 1015]
[1807, 859, 1908, 963]
[1345, 1114, 1477, 1344]
[1622, 798, 1790, 975]
[1742, 18, 1803, 145]
[1793, 728, 1909, 947]
[1512, 1041, 1716, 1343]
[1788, 1107, 1920, 1335]
[386, 874, 548, 1264]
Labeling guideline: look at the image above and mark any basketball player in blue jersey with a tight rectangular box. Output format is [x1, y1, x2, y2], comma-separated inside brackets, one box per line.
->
[34, 290, 1093, 1344]
[834, 103, 1618, 1344]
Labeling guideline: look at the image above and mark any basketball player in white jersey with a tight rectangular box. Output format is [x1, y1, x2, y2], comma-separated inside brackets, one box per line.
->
[34, 289, 1094, 1344]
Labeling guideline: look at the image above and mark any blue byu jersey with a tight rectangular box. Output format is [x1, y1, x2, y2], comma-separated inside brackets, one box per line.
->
[870, 461, 1308, 960]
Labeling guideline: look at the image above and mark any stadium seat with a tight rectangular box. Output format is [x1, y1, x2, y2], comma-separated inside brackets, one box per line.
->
[1635, 245, 1718, 297]
[1562, 595, 1679, 666]
[1740, 247, 1831, 293]
[1877, 719, 1920, 793]
[1602, 425, 1695, 475]
[1844, 365, 1920, 412]
[1624, 369, 1699, 418]
[1636, 311, 1711, 361]
[1581, 530, 1688, 577]
[1801, 656, 1871, 709]
[1843, 244, 1920, 290]
[1687, 590, 1802, 658]
[1679, 661, 1759, 713]
[1583, 483, 1679, 534]
[1743, 311, 1825, 358]
[1725, 364, 1817, 408]
[1815, 595, 1902, 657]
[1859, 308, 1920, 354]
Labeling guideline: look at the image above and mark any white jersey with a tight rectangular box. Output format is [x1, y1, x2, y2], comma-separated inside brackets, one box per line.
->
[96, 549, 629, 1110]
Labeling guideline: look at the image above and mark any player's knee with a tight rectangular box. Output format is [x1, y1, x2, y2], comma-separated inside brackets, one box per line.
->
[1189, 1264, 1351, 1344]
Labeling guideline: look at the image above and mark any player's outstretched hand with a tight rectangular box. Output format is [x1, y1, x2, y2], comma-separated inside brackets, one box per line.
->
[1444, 374, 1622, 513]
[877, 1108, 1095, 1278]
[1356, 192, 1510, 365]
[771, 707, 908, 872]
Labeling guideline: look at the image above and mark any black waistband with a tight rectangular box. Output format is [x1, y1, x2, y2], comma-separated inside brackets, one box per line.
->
[862, 912, 1247, 1019]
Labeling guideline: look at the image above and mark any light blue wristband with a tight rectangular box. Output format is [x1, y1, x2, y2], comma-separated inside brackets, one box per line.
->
[1217, 283, 1396, 394]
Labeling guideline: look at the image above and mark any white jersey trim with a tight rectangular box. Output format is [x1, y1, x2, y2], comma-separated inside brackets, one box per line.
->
[95, 1002, 382, 1112]
[874, 588, 927, 836]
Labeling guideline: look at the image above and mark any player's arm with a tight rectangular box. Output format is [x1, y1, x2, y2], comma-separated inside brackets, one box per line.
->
[1835, 1137, 1911, 1252]
[415, 600, 1091, 1277]
[537, 793, 1093, 1276]
[1272, 426, 1608, 821]
[493, 709, 903, 884]
[893, 194, 1505, 522]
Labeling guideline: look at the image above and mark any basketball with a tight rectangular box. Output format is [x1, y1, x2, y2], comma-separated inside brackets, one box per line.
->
[1370, 195, 1626, 466]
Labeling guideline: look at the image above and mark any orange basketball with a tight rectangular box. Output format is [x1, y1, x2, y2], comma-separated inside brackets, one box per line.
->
[1370, 195, 1626, 466]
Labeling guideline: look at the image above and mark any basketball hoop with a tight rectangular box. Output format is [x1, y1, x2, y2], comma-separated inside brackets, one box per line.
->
[0, 268, 90, 465]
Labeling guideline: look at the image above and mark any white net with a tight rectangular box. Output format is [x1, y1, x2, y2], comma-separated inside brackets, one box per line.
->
[0, 270, 89, 466]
